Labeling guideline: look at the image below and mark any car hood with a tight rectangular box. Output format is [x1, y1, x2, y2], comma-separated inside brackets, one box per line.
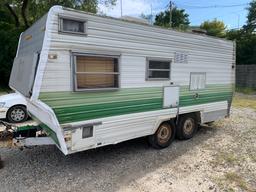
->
[0, 93, 27, 104]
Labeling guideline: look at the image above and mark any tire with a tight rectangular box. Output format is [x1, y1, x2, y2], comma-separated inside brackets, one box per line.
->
[176, 114, 198, 140]
[6, 105, 28, 123]
[148, 121, 176, 149]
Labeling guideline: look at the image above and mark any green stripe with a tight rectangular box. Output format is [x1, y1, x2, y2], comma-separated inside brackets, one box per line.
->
[39, 84, 233, 124]
[39, 124, 60, 147]
[25, 114, 60, 147]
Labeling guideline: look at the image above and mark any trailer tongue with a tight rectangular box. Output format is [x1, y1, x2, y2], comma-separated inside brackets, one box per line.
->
[0, 120, 54, 149]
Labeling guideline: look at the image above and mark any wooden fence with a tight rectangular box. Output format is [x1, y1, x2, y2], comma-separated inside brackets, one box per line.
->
[236, 64, 256, 88]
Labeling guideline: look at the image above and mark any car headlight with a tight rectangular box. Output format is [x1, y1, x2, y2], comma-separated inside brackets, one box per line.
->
[0, 102, 6, 107]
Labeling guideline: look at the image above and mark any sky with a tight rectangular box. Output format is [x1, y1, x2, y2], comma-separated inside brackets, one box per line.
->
[98, 0, 252, 29]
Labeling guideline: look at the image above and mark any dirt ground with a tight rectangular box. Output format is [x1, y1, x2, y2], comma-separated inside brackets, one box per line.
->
[0, 94, 256, 192]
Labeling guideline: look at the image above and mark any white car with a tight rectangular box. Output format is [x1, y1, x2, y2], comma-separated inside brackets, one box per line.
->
[0, 93, 28, 123]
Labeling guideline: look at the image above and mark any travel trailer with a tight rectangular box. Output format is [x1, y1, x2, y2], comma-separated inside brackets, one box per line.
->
[1, 6, 235, 155]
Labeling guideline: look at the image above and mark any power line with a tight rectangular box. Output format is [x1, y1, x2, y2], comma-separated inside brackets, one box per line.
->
[176, 3, 249, 9]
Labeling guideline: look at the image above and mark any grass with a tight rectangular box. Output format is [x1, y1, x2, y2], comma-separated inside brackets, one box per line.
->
[211, 151, 238, 167]
[232, 94, 256, 110]
[236, 87, 256, 95]
[224, 172, 249, 191]
[215, 172, 251, 192]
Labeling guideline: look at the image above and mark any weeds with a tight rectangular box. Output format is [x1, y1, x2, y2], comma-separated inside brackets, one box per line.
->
[224, 172, 248, 191]
[211, 151, 238, 167]
[232, 95, 256, 110]
[236, 87, 256, 95]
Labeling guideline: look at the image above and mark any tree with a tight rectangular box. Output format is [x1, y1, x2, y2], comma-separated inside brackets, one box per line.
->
[243, 0, 256, 33]
[0, 0, 116, 88]
[140, 13, 153, 24]
[200, 19, 226, 38]
[226, 1, 256, 65]
[1, 0, 116, 29]
[154, 7, 190, 29]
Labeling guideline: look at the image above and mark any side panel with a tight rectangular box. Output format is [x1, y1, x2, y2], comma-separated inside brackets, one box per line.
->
[66, 101, 228, 154]
[39, 84, 233, 124]
[39, 9, 234, 92]
[202, 109, 228, 123]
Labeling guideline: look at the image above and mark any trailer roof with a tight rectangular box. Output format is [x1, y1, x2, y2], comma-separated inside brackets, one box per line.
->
[61, 6, 233, 43]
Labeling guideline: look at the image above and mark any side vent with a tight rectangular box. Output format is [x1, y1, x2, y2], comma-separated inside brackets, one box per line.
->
[82, 126, 93, 138]
[174, 52, 188, 64]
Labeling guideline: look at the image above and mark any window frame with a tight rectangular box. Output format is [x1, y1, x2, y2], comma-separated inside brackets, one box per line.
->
[189, 72, 206, 91]
[59, 16, 87, 36]
[146, 58, 172, 81]
[72, 53, 120, 92]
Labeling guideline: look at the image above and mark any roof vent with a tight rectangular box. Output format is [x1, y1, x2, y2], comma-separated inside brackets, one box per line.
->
[191, 28, 207, 35]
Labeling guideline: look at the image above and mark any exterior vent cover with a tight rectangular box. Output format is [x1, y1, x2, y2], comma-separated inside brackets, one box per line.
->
[174, 52, 188, 64]
[82, 126, 93, 138]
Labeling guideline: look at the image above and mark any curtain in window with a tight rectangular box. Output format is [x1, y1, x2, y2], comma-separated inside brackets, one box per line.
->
[76, 56, 117, 89]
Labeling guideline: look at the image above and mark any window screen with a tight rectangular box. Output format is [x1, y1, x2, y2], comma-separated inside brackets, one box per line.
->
[60, 18, 86, 34]
[74, 55, 119, 90]
[147, 60, 171, 80]
[190, 73, 206, 90]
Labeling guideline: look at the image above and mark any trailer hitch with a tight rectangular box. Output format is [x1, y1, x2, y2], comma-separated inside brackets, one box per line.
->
[0, 120, 16, 148]
[0, 120, 18, 169]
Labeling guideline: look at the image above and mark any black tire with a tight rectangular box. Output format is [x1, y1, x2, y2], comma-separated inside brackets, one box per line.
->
[6, 105, 28, 123]
[148, 121, 176, 149]
[176, 114, 198, 140]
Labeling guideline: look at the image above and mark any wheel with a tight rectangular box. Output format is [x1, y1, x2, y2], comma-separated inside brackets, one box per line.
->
[6, 105, 28, 123]
[148, 121, 176, 149]
[176, 114, 198, 140]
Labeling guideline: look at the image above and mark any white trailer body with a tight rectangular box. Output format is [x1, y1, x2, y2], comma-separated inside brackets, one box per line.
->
[8, 6, 235, 155]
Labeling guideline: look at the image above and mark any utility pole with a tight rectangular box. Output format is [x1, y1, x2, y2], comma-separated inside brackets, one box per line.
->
[169, 1, 173, 28]
[120, 0, 123, 17]
[237, 14, 240, 29]
[150, 4, 153, 25]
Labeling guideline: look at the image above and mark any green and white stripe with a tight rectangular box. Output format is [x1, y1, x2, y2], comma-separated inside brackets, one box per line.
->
[39, 84, 233, 124]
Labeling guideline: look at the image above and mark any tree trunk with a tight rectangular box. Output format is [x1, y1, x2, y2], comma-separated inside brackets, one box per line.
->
[21, 0, 29, 28]
[4, 3, 20, 28]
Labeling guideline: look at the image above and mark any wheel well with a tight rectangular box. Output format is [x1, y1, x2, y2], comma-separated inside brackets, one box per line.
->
[7, 105, 27, 114]
[178, 112, 201, 124]
[9, 104, 27, 109]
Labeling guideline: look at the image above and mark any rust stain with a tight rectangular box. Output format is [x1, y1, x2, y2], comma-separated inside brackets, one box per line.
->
[24, 35, 32, 40]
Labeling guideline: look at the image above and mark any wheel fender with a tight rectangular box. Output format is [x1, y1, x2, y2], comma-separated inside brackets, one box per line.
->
[152, 114, 176, 134]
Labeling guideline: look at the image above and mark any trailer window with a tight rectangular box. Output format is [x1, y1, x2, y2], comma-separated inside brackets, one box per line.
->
[74, 55, 119, 91]
[146, 59, 171, 80]
[190, 73, 206, 90]
[59, 18, 86, 34]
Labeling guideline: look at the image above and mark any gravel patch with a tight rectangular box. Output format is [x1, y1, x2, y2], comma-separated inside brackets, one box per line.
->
[0, 106, 255, 192]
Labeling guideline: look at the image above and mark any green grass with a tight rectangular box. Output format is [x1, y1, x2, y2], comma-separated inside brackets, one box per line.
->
[236, 87, 256, 95]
